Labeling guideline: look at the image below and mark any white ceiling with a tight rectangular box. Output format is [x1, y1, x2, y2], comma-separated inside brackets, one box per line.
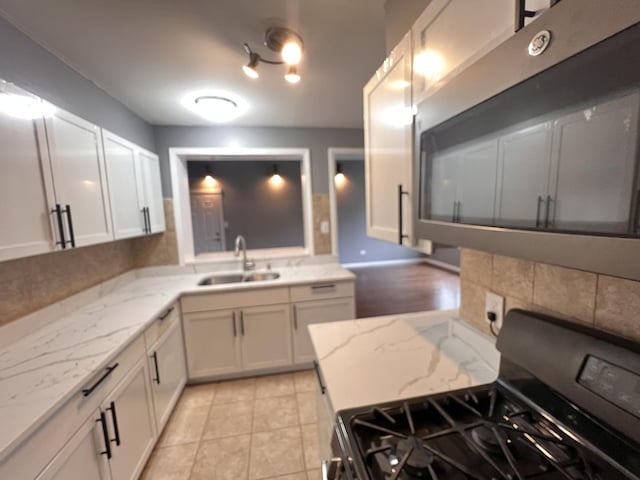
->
[0, 0, 386, 128]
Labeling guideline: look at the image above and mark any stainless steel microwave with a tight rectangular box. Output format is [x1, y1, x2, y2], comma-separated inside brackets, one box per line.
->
[414, 0, 640, 280]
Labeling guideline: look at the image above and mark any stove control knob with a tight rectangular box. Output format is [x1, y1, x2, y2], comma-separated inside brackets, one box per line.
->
[322, 458, 343, 480]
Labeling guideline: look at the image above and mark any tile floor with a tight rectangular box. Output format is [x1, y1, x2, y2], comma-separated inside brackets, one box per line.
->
[141, 370, 321, 480]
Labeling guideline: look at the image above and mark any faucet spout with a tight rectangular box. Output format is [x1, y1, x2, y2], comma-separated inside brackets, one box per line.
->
[234, 235, 255, 271]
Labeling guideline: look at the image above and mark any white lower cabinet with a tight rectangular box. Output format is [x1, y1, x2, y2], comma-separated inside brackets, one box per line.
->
[102, 357, 156, 480]
[35, 411, 109, 480]
[147, 318, 187, 429]
[292, 297, 356, 364]
[240, 304, 292, 370]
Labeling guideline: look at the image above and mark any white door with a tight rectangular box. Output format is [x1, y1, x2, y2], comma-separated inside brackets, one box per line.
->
[45, 108, 113, 247]
[103, 357, 156, 480]
[35, 410, 110, 480]
[429, 150, 461, 222]
[191, 193, 225, 255]
[0, 82, 57, 261]
[292, 298, 356, 364]
[137, 149, 165, 234]
[149, 320, 187, 430]
[103, 131, 145, 239]
[182, 309, 241, 378]
[240, 304, 292, 370]
[412, 0, 515, 104]
[549, 92, 639, 233]
[364, 33, 414, 245]
[496, 123, 553, 228]
[458, 139, 499, 225]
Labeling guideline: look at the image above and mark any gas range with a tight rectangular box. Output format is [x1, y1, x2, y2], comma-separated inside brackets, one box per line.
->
[329, 310, 640, 480]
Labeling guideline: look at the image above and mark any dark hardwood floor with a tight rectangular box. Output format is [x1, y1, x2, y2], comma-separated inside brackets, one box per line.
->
[349, 263, 460, 318]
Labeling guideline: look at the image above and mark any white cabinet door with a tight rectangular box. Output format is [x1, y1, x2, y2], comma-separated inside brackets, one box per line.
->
[137, 149, 165, 234]
[292, 298, 355, 364]
[364, 33, 414, 245]
[429, 150, 461, 222]
[458, 139, 499, 225]
[103, 357, 156, 480]
[103, 130, 145, 239]
[45, 108, 113, 247]
[35, 410, 110, 480]
[412, 0, 515, 105]
[549, 93, 639, 233]
[148, 320, 186, 430]
[0, 82, 57, 261]
[240, 304, 292, 370]
[496, 123, 553, 228]
[182, 309, 241, 379]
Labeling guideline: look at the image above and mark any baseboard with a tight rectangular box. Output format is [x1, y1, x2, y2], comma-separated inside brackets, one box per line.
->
[341, 258, 427, 268]
[424, 258, 460, 274]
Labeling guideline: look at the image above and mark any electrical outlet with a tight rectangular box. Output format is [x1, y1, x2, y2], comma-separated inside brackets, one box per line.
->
[320, 220, 330, 234]
[485, 292, 505, 330]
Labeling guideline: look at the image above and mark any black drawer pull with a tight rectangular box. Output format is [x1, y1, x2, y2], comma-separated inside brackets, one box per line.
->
[107, 401, 121, 446]
[52, 204, 67, 248]
[312, 284, 336, 291]
[97, 412, 112, 459]
[313, 360, 326, 395]
[158, 307, 174, 321]
[64, 204, 76, 248]
[398, 184, 409, 245]
[82, 363, 119, 397]
[152, 351, 161, 384]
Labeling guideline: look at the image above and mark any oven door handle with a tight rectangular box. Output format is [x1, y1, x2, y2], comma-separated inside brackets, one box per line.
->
[322, 458, 343, 480]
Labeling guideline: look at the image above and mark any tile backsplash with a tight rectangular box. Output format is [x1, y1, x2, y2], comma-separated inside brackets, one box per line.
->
[460, 248, 640, 342]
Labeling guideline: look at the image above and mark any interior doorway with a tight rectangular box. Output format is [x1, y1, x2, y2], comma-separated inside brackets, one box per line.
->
[190, 192, 225, 255]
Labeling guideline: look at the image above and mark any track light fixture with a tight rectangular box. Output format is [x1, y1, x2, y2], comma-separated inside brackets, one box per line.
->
[242, 27, 304, 83]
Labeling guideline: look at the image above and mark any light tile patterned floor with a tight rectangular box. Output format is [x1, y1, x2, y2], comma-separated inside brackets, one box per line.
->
[141, 370, 321, 480]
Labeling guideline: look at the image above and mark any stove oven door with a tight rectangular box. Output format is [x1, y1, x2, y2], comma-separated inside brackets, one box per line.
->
[322, 426, 355, 480]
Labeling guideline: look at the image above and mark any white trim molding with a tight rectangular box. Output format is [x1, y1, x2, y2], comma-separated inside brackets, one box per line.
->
[169, 147, 314, 265]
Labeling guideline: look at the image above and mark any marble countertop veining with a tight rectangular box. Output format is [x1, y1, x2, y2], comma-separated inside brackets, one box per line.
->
[309, 309, 499, 414]
[0, 262, 355, 462]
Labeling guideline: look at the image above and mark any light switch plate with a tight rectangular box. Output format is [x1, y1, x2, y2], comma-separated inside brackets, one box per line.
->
[320, 220, 330, 234]
[485, 292, 505, 330]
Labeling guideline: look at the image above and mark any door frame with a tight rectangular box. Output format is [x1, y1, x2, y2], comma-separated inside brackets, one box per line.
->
[190, 191, 226, 253]
[169, 147, 313, 264]
[327, 148, 365, 257]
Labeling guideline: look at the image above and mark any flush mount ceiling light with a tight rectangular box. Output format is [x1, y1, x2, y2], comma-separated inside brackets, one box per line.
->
[182, 90, 248, 123]
[242, 27, 304, 83]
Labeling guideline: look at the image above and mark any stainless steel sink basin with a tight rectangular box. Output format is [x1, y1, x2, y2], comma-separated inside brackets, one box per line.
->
[198, 271, 280, 286]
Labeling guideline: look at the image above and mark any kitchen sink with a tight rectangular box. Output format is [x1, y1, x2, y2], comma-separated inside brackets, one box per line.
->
[198, 271, 280, 286]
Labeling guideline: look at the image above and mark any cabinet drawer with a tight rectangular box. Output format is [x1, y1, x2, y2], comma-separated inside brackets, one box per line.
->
[0, 334, 145, 479]
[289, 281, 354, 302]
[181, 287, 290, 313]
[144, 302, 180, 348]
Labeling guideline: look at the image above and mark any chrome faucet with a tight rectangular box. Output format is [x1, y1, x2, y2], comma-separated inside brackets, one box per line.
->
[234, 235, 255, 271]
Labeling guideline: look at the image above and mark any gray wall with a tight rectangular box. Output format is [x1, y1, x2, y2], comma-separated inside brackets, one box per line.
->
[384, 0, 431, 53]
[154, 126, 364, 196]
[188, 161, 304, 251]
[337, 160, 424, 264]
[0, 16, 155, 151]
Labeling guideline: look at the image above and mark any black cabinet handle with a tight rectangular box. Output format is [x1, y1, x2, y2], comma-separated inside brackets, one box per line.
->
[97, 412, 112, 459]
[82, 363, 119, 397]
[145, 207, 152, 234]
[544, 195, 553, 228]
[311, 284, 336, 291]
[141, 207, 148, 234]
[451, 201, 457, 223]
[107, 401, 121, 446]
[64, 205, 76, 247]
[313, 360, 326, 395]
[293, 305, 298, 330]
[232, 311, 237, 337]
[515, 0, 536, 32]
[535, 196, 544, 228]
[240, 311, 245, 336]
[158, 307, 174, 321]
[397, 184, 409, 245]
[52, 204, 67, 248]
[152, 351, 161, 384]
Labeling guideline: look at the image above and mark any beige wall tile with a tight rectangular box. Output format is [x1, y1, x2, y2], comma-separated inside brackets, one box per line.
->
[312, 194, 331, 255]
[459, 249, 492, 287]
[595, 275, 640, 341]
[533, 264, 597, 324]
[504, 296, 532, 316]
[460, 279, 490, 336]
[491, 255, 534, 302]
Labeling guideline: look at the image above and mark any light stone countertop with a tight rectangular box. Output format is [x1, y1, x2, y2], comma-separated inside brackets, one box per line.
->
[309, 309, 500, 414]
[0, 261, 355, 462]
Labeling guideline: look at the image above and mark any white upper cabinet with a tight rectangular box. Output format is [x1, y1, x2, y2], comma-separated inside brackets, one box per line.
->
[136, 149, 165, 234]
[0, 81, 57, 261]
[549, 93, 639, 233]
[364, 32, 415, 246]
[45, 108, 113, 247]
[103, 130, 145, 239]
[412, 0, 515, 105]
